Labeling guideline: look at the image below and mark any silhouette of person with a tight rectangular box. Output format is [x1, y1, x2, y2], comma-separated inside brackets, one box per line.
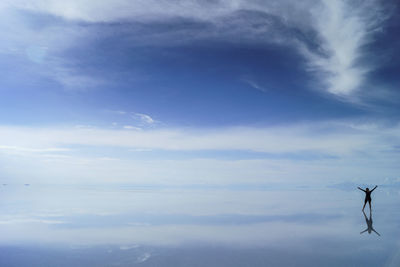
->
[357, 185, 377, 211]
[360, 210, 380, 236]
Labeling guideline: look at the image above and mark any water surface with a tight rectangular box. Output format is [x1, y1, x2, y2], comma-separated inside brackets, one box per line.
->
[0, 184, 399, 266]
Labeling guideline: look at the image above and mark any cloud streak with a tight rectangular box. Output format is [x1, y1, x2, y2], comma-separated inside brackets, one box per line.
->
[133, 113, 156, 125]
[301, 0, 387, 97]
[0, 121, 397, 155]
[0, 120, 399, 184]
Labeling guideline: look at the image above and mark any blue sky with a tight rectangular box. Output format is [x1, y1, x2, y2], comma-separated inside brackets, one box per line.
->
[0, 0, 399, 185]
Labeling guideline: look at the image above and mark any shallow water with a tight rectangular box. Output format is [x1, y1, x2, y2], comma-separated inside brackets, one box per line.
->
[0, 184, 399, 266]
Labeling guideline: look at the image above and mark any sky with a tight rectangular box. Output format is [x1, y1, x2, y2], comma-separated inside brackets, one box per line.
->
[0, 0, 400, 186]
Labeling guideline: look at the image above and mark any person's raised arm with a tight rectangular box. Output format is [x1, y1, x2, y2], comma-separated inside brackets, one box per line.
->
[371, 185, 378, 192]
[358, 187, 366, 192]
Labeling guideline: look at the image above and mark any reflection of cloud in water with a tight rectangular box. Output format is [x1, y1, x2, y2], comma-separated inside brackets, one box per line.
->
[0, 216, 360, 246]
[0, 185, 400, 266]
[0, 218, 65, 225]
[43, 213, 343, 229]
[120, 245, 140, 250]
[0, 185, 399, 249]
[136, 252, 151, 263]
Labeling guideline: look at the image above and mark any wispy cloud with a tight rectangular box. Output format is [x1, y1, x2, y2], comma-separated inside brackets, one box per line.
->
[0, 120, 399, 184]
[0, 145, 71, 154]
[123, 125, 142, 130]
[105, 110, 158, 128]
[52, 65, 105, 91]
[4, 0, 239, 23]
[0, 121, 397, 155]
[106, 110, 128, 115]
[133, 113, 156, 125]
[300, 0, 387, 98]
[0, 0, 390, 98]
[0, 218, 65, 225]
[241, 77, 268, 93]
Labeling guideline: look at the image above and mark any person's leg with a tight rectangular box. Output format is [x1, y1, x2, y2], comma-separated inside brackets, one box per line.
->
[369, 200, 372, 211]
[363, 200, 367, 211]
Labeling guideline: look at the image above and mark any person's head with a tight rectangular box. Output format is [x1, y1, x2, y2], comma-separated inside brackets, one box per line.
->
[366, 187, 370, 192]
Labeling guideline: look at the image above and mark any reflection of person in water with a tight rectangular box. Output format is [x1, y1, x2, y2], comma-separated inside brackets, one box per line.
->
[360, 210, 380, 236]
[357, 185, 377, 211]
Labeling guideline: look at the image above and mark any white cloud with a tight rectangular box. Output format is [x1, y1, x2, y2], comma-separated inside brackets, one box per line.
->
[3, 0, 239, 23]
[0, 0, 389, 98]
[133, 113, 156, 125]
[106, 111, 157, 128]
[0, 145, 71, 156]
[107, 110, 127, 115]
[0, 121, 397, 155]
[0, 217, 65, 225]
[241, 77, 268, 92]
[123, 125, 142, 130]
[52, 66, 105, 91]
[0, 6, 103, 91]
[130, 148, 152, 152]
[0, 120, 399, 184]
[299, 0, 387, 97]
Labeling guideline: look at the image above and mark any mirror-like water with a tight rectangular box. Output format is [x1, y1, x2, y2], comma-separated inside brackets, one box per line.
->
[0, 184, 399, 266]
